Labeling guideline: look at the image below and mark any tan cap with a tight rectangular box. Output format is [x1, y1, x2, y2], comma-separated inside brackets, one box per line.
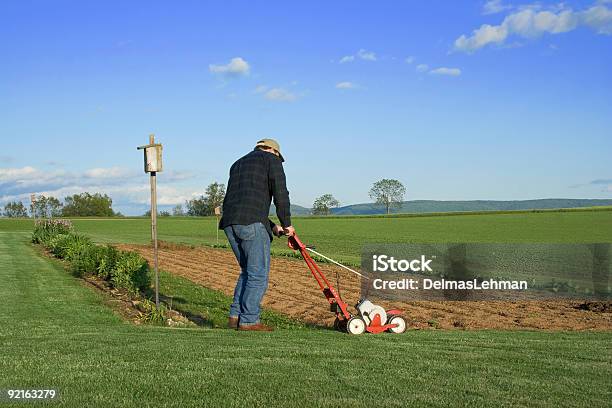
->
[256, 138, 284, 162]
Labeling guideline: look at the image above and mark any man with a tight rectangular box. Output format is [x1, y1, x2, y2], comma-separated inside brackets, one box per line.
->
[219, 139, 295, 331]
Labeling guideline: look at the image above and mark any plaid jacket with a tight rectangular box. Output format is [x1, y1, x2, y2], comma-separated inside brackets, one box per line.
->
[219, 149, 291, 238]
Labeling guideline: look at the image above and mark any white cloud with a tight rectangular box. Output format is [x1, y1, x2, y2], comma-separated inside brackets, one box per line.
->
[209, 57, 250, 76]
[84, 167, 133, 179]
[429, 67, 462, 76]
[405, 56, 415, 64]
[0, 166, 38, 181]
[264, 88, 297, 102]
[357, 49, 377, 61]
[455, 2, 612, 53]
[483, 0, 513, 15]
[335, 81, 357, 89]
[139, 185, 199, 206]
[582, 4, 612, 34]
[416, 64, 429, 72]
[0, 165, 196, 211]
[253, 85, 268, 94]
[338, 49, 377, 63]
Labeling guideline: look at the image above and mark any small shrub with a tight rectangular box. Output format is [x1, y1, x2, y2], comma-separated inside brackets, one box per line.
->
[32, 223, 150, 295]
[48, 234, 76, 259]
[138, 299, 167, 325]
[32, 219, 73, 244]
[112, 251, 151, 293]
[96, 245, 119, 280]
[63, 235, 93, 262]
[70, 244, 101, 277]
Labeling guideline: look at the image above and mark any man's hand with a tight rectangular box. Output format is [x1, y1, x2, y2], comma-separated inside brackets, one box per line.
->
[272, 224, 285, 237]
[283, 225, 296, 237]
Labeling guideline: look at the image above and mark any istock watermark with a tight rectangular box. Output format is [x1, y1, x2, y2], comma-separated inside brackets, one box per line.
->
[372, 277, 528, 291]
[361, 243, 611, 301]
[372, 255, 433, 272]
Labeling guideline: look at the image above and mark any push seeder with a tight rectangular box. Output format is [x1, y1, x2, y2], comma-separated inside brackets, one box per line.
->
[288, 235, 407, 335]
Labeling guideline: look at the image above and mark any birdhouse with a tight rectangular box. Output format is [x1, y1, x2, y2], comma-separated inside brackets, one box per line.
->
[137, 136, 163, 173]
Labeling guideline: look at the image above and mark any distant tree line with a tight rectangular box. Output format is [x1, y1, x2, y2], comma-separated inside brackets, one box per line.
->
[311, 178, 406, 215]
[143, 182, 226, 217]
[3, 178, 406, 219]
[186, 182, 225, 216]
[2, 192, 118, 218]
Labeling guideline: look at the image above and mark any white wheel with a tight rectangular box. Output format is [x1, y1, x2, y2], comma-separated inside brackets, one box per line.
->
[387, 316, 407, 334]
[346, 317, 366, 335]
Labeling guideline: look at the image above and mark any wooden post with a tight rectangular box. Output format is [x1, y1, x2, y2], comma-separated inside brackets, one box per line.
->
[149, 134, 160, 307]
[138, 134, 163, 308]
[214, 206, 221, 245]
[30, 194, 36, 222]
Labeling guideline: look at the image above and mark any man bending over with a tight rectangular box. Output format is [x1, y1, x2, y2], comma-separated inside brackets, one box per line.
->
[219, 138, 295, 331]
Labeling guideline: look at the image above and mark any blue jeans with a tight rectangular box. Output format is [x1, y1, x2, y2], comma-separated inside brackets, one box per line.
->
[224, 223, 271, 326]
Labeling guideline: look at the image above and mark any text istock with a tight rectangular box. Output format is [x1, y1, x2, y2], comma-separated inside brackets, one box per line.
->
[372, 255, 433, 273]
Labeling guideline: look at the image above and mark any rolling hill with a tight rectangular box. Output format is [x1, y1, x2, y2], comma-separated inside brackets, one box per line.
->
[330, 199, 612, 216]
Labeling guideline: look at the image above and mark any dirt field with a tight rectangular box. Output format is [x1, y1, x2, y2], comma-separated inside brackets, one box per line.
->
[116, 243, 612, 330]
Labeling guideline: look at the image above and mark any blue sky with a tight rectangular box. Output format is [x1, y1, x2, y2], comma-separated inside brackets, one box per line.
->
[1, 0, 611, 215]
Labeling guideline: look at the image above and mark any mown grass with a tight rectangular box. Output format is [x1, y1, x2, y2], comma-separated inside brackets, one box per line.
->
[1, 232, 611, 407]
[2, 208, 612, 265]
[157, 270, 305, 330]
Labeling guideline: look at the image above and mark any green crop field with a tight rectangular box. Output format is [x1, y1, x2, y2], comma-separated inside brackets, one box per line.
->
[1, 228, 611, 407]
[3, 208, 612, 265]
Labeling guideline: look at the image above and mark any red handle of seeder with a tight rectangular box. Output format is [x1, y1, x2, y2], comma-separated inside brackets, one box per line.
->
[287, 234, 352, 321]
[287, 234, 305, 250]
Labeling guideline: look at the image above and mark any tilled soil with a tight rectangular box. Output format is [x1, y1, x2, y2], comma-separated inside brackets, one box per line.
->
[116, 243, 612, 330]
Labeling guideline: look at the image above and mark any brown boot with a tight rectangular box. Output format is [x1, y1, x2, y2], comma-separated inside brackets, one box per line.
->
[238, 323, 274, 332]
[228, 317, 239, 329]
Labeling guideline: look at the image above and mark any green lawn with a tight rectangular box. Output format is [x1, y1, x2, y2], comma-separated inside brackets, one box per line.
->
[1, 231, 611, 407]
[3, 208, 612, 265]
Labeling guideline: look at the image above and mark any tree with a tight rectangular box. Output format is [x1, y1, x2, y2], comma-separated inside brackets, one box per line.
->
[203, 182, 225, 215]
[368, 179, 406, 214]
[186, 182, 226, 216]
[172, 204, 184, 216]
[3, 201, 28, 218]
[185, 197, 206, 217]
[30, 195, 47, 218]
[62, 193, 115, 217]
[312, 194, 340, 216]
[47, 196, 63, 217]
[29, 195, 62, 218]
[159, 210, 171, 217]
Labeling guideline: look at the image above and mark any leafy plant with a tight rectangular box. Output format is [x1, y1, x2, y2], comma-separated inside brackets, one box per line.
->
[70, 243, 101, 277]
[96, 245, 120, 280]
[48, 233, 75, 258]
[111, 251, 151, 293]
[138, 299, 167, 325]
[63, 235, 93, 262]
[32, 219, 73, 244]
[32, 222, 151, 295]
